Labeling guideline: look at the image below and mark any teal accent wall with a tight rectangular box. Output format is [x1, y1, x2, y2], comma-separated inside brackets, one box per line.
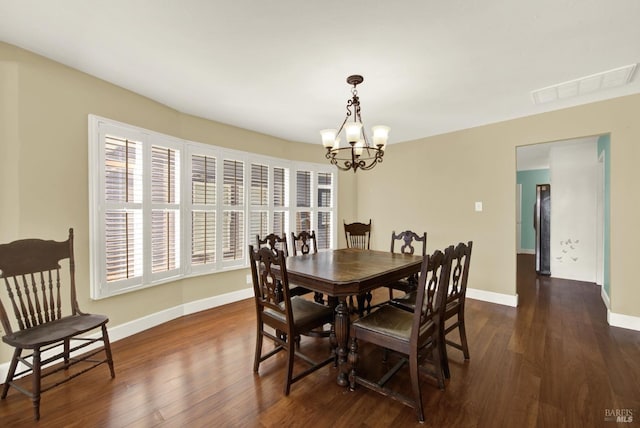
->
[517, 169, 550, 251]
[598, 134, 611, 297]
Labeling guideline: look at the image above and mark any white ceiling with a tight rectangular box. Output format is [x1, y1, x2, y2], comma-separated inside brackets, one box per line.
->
[1, 1, 639, 145]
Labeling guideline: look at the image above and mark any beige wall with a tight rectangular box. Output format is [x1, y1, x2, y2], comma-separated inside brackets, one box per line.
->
[360, 94, 640, 321]
[0, 43, 356, 363]
[1, 41, 639, 363]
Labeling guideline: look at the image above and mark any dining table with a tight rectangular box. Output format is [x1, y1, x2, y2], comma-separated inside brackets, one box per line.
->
[284, 248, 423, 386]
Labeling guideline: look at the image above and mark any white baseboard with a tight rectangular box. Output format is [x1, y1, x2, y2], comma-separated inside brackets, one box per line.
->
[0, 287, 253, 382]
[517, 249, 535, 255]
[466, 287, 518, 307]
[608, 310, 640, 331]
[599, 286, 640, 331]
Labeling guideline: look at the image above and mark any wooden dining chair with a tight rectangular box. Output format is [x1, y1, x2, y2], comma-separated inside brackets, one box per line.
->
[440, 241, 473, 379]
[343, 219, 371, 249]
[256, 232, 289, 256]
[343, 220, 372, 315]
[249, 245, 334, 395]
[347, 248, 453, 423]
[0, 228, 115, 421]
[290, 231, 324, 305]
[386, 230, 427, 300]
[256, 233, 312, 299]
[290, 230, 318, 256]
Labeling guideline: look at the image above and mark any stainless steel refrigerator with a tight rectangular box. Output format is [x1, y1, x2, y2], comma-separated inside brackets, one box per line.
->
[534, 184, 551, 275]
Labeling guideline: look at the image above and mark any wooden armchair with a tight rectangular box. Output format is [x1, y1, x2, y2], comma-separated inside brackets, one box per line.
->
[0, 229, 115, 420]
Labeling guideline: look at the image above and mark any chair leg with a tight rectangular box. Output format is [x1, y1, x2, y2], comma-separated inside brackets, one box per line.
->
[458, 315, 470, 360]
[432, 338, 445, 390]
[1, 348, 21, 399]
[32, 348, 41, 421]
[409, 352, 425, 423]
[102, 325, 116, 378]
[253, 323, 264, 372]
[441, 333, 451, 380]
[284, 336, 295, 396]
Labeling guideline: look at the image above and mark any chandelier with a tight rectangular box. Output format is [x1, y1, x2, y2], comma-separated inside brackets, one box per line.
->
[320, 75, 390, 172]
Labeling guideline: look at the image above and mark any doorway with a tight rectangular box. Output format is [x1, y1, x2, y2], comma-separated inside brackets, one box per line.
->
[516, 135, 609, 287]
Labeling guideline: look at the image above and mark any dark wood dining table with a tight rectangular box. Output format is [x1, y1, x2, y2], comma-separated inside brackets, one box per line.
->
[285, 248, 423, 386]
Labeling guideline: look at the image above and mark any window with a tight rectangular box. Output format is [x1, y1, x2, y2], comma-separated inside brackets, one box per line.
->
[292, 168, 334, 249]
[90, 120, 182, 298]
[89, 115, 337, 299]
[317, 172, 334, 250]
[222, 159, 245, 263]
[249, 163, 269, 245]
[103, 135, 143, 284]
[272, 166, 289, 237]
[190, 154, 216, 267]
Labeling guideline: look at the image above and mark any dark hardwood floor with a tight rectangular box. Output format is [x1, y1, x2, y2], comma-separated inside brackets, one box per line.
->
[1, 254, 639, 427]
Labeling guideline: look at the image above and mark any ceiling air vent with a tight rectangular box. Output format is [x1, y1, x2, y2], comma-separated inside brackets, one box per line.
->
[531, 63, 637, 105]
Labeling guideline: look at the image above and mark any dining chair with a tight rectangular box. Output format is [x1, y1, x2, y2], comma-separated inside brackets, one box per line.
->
[343, 220, 372, 315]
[390, 242, 472, 380]
[290, 230, 318, 256]
[386, 230, 427, 300]
[343, 219, 371, 249]
[0, 228, 115, 420]
[256, 233, 312, 299]
[249, 245, 334, 395]
[439, 241, 473, 379]
[347, 248, 453, 423]
[290, 231, 325, 305]
[256, 232, 289, 256]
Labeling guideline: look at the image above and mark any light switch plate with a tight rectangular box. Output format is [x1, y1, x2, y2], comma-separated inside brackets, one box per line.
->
[475, 201, 483, 212]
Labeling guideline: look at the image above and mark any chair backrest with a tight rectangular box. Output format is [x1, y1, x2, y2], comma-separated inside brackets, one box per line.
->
[290, 231, 318, 256]
[390, 230, 427, 256]
[256, 233, 289, 257]
[445, 241, 473, 307]
[411, 247, 453, 347]
[248, 245, 292, 329]
[0, 228, 78, 335]
[344, 219, 371, 249]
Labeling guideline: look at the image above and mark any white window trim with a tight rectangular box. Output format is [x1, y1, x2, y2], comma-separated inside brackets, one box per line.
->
[89, 115, 338, 299]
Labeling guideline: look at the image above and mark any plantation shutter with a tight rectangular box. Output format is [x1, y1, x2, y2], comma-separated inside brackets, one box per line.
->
[191, 154, 216, 265]
[151, 145, 181, 274]
[317, 172, 333, 249]
[223, 159, 245, 261]
[272, 166, 289, 237]
[250, 163, 269, 242]
[295, 170, 312, 233]
[104, 135, 144, 283]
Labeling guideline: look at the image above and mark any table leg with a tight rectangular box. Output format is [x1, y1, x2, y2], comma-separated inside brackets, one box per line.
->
[334, 296, 350, 386]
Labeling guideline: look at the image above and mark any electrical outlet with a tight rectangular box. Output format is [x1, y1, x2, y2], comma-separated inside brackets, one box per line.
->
[246, 274, 252, 284]
[475, 201, 483, 212]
